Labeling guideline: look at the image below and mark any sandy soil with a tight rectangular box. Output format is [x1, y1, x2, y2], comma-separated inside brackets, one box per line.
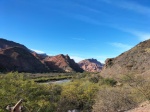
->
[127, 101, 150, 112]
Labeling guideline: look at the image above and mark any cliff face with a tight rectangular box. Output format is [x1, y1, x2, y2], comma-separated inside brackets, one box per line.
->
[0, 47, 49, 73]
[44, 54, 84, 72]
[78, 59, 104, 72]
[101, 39, 150, 77]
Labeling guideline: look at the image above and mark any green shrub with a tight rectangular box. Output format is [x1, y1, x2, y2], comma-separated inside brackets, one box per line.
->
[89, 75, 101, 83]
[58, 80, 98, 112]
[99, 78, 117, 86]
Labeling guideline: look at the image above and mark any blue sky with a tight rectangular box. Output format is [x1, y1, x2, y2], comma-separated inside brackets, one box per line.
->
[1, 0, 150, 63]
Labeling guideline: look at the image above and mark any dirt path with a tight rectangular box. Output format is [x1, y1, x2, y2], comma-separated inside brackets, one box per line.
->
[127, 101, 150, 112]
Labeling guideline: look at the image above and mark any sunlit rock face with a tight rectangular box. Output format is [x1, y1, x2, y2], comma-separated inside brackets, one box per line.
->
[43, 54, 84, 72]
[78, 59, 104, 72]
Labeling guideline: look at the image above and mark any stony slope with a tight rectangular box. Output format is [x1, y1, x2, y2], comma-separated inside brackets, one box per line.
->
[101, 39, 150, 78]
[78, 59, 104, 72]
[44, 54, 84, 72]
[0, 47, 49, 73]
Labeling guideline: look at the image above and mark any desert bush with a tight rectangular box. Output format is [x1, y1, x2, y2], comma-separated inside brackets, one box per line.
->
[92, 87, 137, 112]
[121, 74, 150, 102]
[99, 78, 117, 86]
[57, 80, 98, 112]
[89, 74, 101, 83]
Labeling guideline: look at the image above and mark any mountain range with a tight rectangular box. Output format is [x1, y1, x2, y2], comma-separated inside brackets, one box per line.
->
[1, 38, 150, 76]
[0, 38, 105, 73]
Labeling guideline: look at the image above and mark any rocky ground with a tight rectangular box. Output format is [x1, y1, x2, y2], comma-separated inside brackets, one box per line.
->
[127, 101, 150, 112]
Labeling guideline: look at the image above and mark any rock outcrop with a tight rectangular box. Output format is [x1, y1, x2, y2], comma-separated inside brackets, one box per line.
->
[44, 54, 84, 72]
[78, 59, 103, 72]
[101, 39, 150, 77]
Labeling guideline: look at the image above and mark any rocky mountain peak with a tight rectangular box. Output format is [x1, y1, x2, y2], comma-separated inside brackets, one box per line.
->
[78, 59, 104, 72]
[43, 54, 83, 72]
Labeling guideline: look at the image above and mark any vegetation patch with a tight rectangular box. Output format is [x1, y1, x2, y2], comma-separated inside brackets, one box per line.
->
[1, 72, 150, 112]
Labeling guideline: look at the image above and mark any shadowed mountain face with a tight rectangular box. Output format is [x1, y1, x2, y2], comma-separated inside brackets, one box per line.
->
[44, 54, 84, 72]
[0, 47, 49, 73]
[101, 39, 150, 78]
[0, 38, 28, 50]
[78, 59, 104, 72]
[0, 38, 83, 73]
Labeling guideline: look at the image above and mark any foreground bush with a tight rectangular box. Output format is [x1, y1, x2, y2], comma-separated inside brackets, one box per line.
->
[57, 80, 98, 112]
[92, 87, 137, 112]
[121, 74, 150, 102]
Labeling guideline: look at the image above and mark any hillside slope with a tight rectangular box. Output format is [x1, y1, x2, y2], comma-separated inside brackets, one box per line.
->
[101, 39, 150, 77]
[0, 38, 28, 50]
[0, 47, 49, 72]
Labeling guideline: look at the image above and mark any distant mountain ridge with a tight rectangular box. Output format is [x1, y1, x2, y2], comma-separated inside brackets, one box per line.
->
[44, 54, 84, 72]
[0, 38, 83, 73]
[101, 39, 150, 78]
[78, 59, 104, 72]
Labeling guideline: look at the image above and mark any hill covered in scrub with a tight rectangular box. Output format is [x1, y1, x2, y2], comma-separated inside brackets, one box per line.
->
[101, 39, 150, 78]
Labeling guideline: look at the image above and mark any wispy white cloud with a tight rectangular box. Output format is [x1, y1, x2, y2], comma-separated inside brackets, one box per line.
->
[128, 30, 150, 41]
[115, 27, 150, 41]
[72, 14, 103, 26]
[70, 56, 85, 62]
[74, 2, 104, 14]
[110, 42, 133, 51]
[118, 1, 150, 16]
[31, 49, 45, 54]
[100, 0, 150, 16]
[96, 55, 116, 63]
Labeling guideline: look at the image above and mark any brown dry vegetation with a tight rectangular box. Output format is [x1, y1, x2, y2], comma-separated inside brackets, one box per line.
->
[92, 74, 150, 112]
